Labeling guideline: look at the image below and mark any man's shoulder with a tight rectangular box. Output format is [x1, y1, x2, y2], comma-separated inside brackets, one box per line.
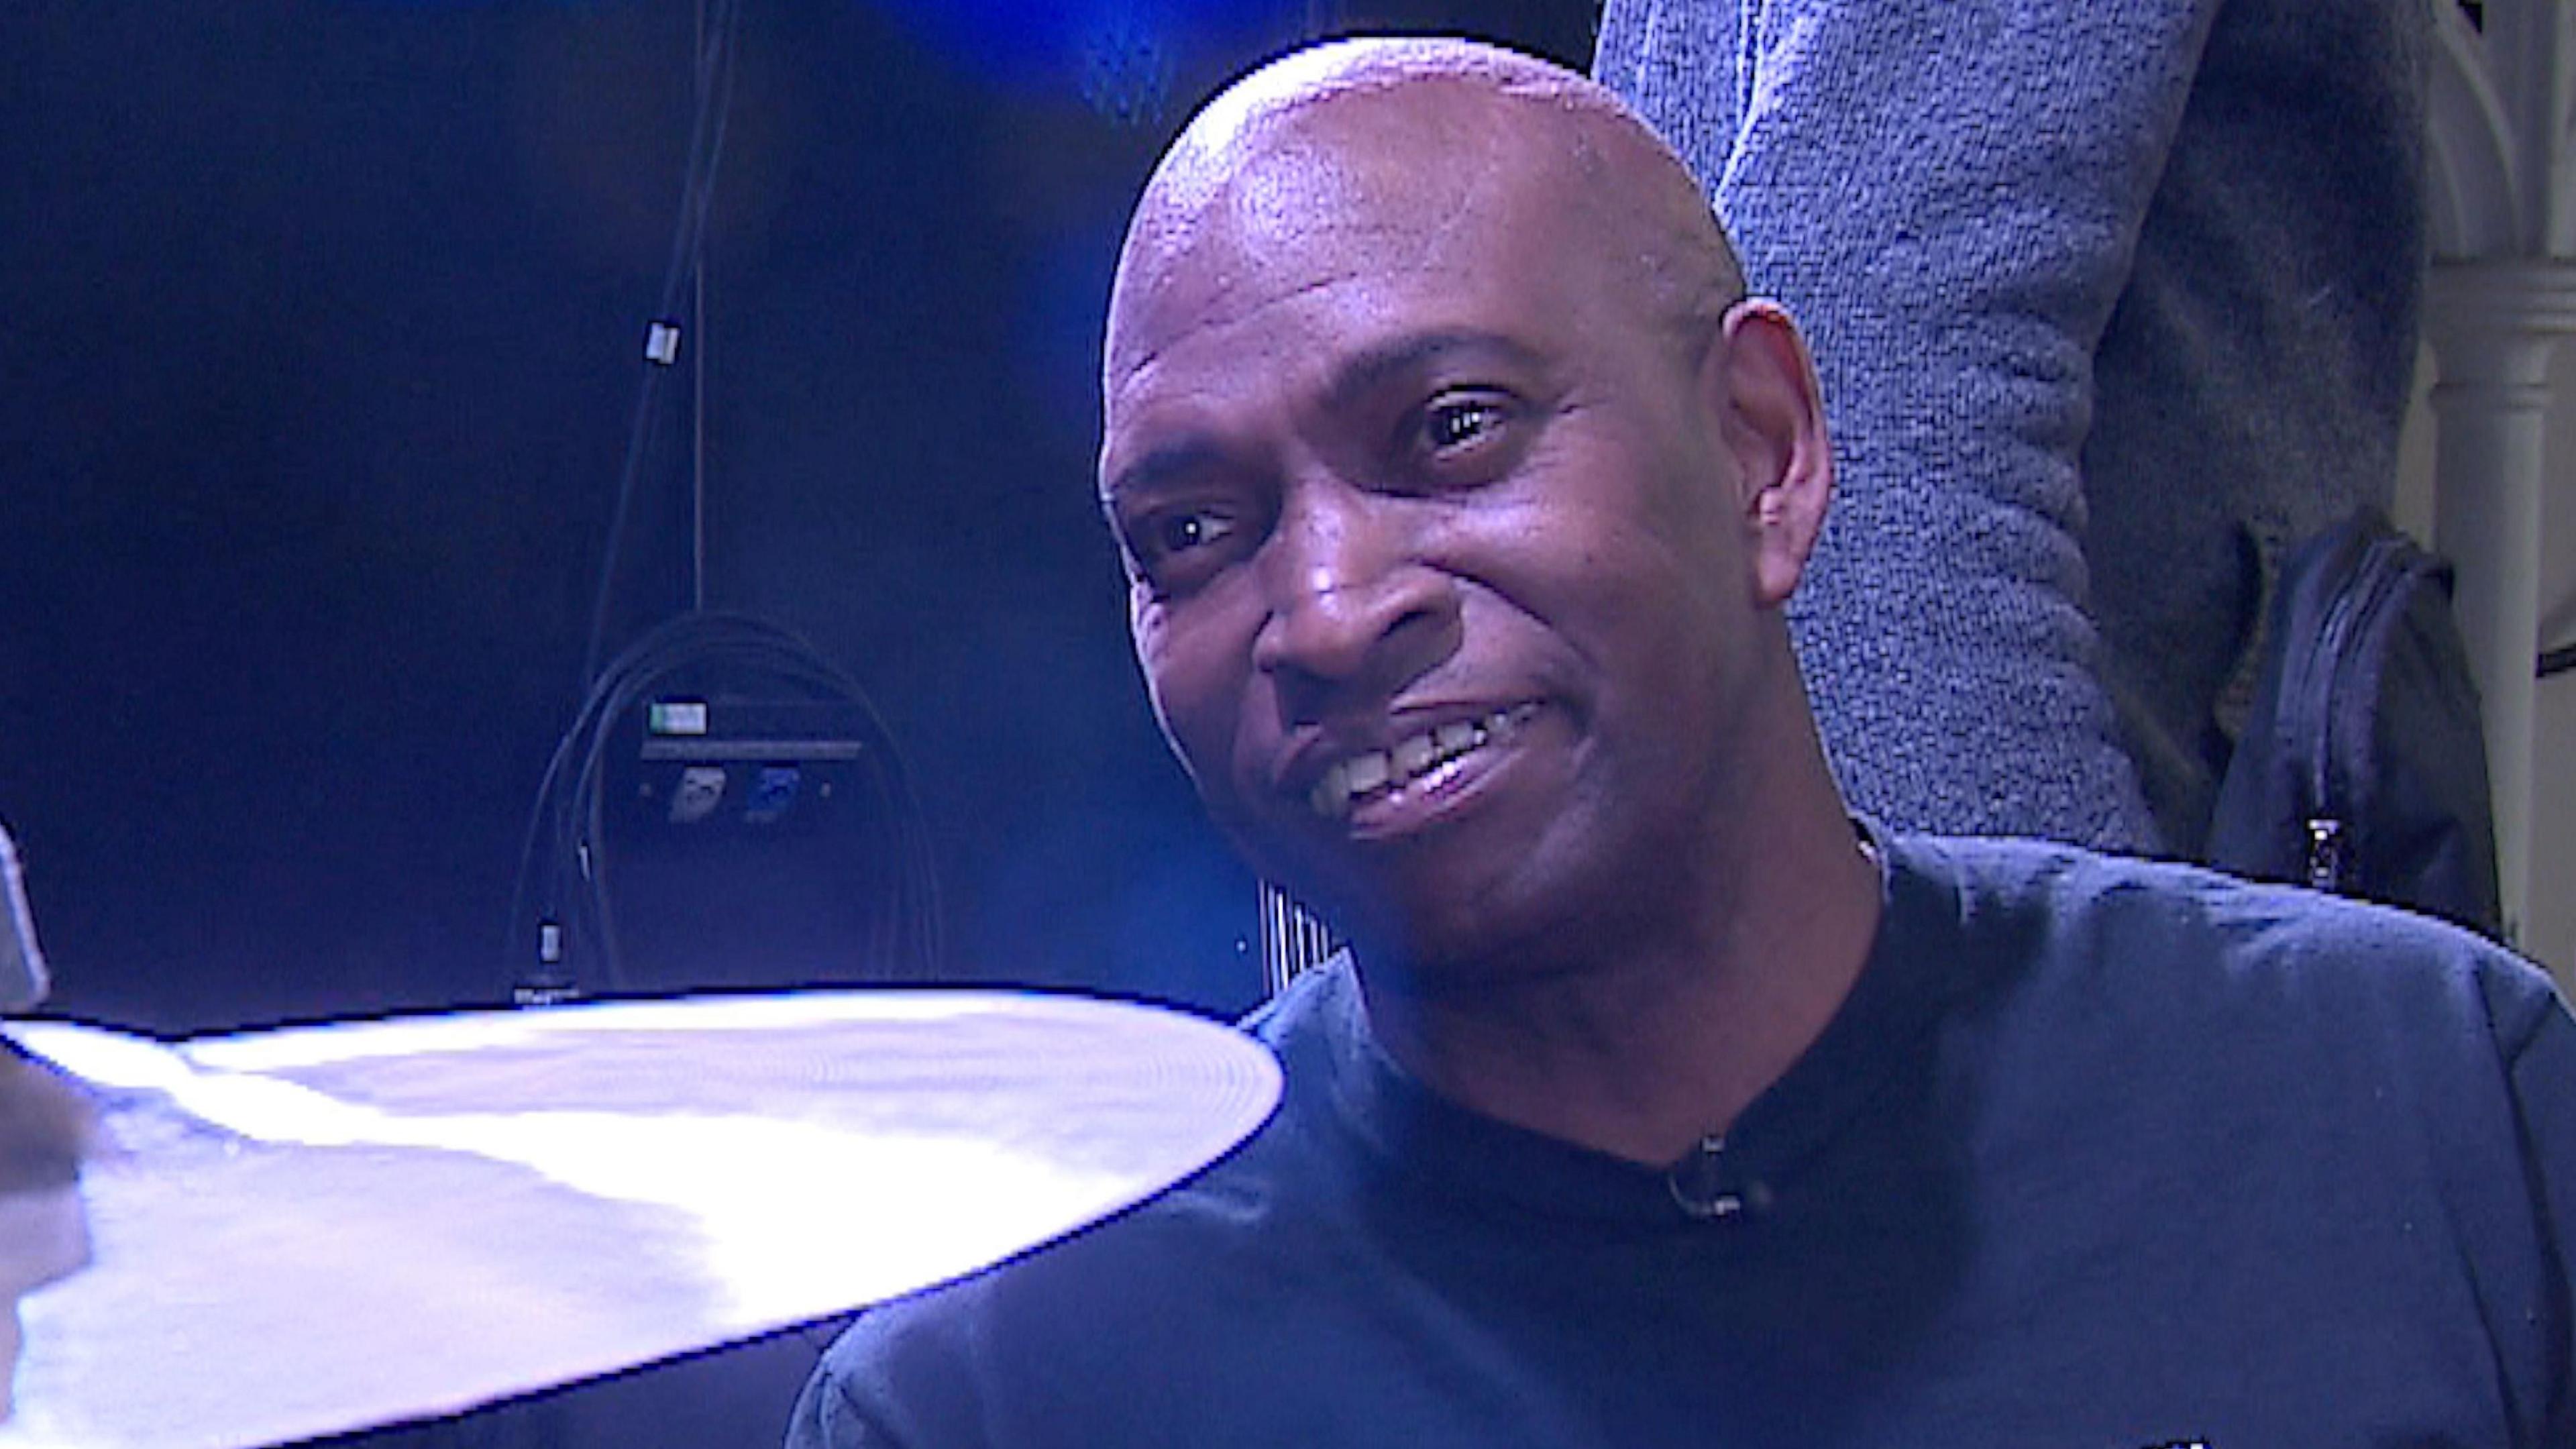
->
[796, 1119, 1316, 1447]
[794, 976, 1363, 1448]
[1884, 830, 2566, 1054]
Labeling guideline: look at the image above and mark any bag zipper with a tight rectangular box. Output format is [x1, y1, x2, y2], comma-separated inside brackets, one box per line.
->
[2293, 530, 2420, 893]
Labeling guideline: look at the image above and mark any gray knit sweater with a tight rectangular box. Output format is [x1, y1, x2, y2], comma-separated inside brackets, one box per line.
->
[1598, 0, 2428, 853]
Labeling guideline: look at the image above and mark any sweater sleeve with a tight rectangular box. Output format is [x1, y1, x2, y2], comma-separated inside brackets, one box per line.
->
[1600, 0, 2222, 853]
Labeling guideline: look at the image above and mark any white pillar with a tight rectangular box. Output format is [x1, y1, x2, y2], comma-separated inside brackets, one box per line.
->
[2423, 258, 2576, 945]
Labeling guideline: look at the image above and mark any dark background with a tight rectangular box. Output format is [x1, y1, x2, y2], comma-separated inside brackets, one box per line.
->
[2, 3, 1598, 1442]
[1, 0, 1593, 1028]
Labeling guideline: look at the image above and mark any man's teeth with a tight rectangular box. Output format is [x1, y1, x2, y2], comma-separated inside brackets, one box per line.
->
[1307, 704, 1539, 819]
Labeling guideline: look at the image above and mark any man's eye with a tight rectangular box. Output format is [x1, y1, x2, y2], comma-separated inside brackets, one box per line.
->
[1120, 505, 1245, 595]
[1420, 395, 1508, 453]
[1152, 511, 1232, 557]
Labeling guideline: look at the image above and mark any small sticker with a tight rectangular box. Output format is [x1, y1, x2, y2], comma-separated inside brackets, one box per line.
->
[669, 765, 727, 824]
[649, 700, 710, 737]
[745, 765, 800, 825]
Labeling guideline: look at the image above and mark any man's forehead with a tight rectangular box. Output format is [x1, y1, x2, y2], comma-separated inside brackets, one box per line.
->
[1107, 83, 1580, 381]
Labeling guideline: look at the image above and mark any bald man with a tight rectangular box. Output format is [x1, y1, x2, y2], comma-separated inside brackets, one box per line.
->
[790, 40, 2574, 1448]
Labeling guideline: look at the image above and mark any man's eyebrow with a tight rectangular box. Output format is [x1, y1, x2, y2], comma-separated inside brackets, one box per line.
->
[1099, 437, 1228, 512]
[1320, 329, 1546, 413]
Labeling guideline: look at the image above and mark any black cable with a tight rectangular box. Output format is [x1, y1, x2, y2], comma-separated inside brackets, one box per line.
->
[507, 612, 943, 998]
[580, 0, 747, 689]
[2541, 642, 2576, 680]
[522, 3, 944, 998]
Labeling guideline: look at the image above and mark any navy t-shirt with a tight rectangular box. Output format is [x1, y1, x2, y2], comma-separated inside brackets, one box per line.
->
[792, 835, 2576, 1447]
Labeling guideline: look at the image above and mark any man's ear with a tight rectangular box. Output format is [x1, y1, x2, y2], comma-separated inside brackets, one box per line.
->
[1707, 299, 1832, 608]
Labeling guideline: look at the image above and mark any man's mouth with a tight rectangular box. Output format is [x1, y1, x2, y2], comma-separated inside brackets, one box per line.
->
[1305, 703, 1544, 820]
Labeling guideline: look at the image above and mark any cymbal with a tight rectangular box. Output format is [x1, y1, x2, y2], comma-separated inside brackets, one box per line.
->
[0, 990, 1280, 1449]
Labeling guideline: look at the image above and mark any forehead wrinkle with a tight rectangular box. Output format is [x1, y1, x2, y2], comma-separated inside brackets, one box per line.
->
[1104, 258, 1380, 437]
[1112, 128, 1502, 381]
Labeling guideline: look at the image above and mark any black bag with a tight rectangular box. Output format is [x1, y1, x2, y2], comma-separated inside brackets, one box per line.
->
[2204, 510, 2504, 938]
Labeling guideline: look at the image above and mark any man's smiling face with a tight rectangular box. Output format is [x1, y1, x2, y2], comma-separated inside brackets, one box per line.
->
[1097, 76, 1782, 980]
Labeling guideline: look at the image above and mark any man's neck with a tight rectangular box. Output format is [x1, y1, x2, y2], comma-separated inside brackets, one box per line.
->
[1356, 806, 1882, 1169]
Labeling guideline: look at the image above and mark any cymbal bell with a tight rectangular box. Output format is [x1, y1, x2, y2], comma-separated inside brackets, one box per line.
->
[0, 990, 1279, 1449]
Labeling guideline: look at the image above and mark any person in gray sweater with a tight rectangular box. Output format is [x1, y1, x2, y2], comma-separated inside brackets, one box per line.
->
[1596, 0, 2429, 853]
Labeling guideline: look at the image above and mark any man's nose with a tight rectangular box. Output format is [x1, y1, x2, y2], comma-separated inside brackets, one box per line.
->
[1250, 482, 1460, 718]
